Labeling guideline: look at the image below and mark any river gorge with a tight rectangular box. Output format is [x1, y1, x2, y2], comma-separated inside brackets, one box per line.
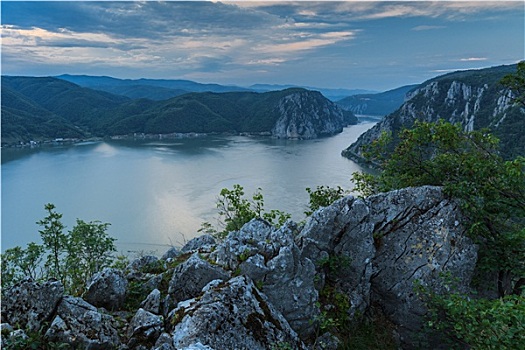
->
[2, 121, 375, 254]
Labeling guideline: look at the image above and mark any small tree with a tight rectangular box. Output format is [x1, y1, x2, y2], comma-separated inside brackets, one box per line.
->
[66, 219, 116, 295]
[305, 185, 347, 216]
[1, 204, 117, 296]
[211, 184, 290, 238]
[37, 203, 68, 284]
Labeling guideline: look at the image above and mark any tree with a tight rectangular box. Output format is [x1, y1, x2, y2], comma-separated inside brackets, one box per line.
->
[66, 219, 116, 295]
[1, 204, 116, 296]
[37, 203, 68, 284]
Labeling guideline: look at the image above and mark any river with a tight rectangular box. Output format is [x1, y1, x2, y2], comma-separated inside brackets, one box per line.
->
[1, 121, 376, 255]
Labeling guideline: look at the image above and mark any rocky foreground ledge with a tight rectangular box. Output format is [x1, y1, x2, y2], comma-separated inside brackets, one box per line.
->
[1, 186, 478, 349]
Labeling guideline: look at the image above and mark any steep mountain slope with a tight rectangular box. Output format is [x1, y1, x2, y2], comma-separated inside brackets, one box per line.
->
[336, 84, 418, 116]
[343, 64, 524, 160]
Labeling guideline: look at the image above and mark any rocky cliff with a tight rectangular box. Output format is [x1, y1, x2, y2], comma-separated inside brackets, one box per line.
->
[342, 64, 524, 161]
[1, 186, 477, 350]
[271, 90, 356, 139]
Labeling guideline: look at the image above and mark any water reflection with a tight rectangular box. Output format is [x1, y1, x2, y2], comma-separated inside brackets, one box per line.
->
[2, 122, 376, 255]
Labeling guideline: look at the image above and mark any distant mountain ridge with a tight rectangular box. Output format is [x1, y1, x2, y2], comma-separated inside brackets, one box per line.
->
[336, 84, 419, 116]
[56, 74, 251, 101]
[250, 84, 377, 101]
[54, 74, 379, 102]
[342, 64, 524, 161]
[2, 76, 357, 145]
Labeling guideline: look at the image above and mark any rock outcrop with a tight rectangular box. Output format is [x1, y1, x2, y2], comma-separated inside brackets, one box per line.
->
[166, 276, 307, 350]
[366, 187, 477, 348]
[1, 186, 479, 350]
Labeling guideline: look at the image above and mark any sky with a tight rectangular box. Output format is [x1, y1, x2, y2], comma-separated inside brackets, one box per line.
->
[1, 1, 524, 91]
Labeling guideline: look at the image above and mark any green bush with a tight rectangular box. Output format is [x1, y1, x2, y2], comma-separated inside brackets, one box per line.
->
[1, 204, 116, 296]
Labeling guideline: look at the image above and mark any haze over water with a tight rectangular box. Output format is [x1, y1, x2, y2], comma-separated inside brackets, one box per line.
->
[2, 122, 374, 255]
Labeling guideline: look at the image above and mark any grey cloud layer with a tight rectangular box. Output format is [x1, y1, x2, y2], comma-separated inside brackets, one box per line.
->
[1, 1, 523, 89]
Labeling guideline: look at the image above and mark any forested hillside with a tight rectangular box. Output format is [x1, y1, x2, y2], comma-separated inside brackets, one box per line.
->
[2, 77, 356, 145]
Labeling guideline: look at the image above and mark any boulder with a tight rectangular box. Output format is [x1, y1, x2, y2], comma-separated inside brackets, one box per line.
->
[1, 278, 64, 332]
[166, 276, 307, 350]
[45, 296, 121, 349]
[154, 332, 175, 350]
[85, 267, 128, 311]
[127, 308, 164, 347]
[181, 235, 216, 253]
[168, 253, 230, 303]
[367, 186, 478, 348]
[128, 255, 162, 273]
[161, 246, 181, 261]
[140, 288, 162, 315]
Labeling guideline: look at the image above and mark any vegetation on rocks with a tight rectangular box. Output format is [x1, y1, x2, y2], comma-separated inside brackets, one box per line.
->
[1, 203, 116, 296]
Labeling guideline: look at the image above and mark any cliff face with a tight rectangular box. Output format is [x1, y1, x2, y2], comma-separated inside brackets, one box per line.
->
[343, 64, 524, 160]
[271, 90, 356, 139]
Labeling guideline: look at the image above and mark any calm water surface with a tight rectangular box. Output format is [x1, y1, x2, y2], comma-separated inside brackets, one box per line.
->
[2, 121, 375, 254]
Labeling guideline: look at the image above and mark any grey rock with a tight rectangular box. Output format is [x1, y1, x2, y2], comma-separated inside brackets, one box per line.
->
[85, 267, 128, 311]
[155, 344, 176, 350]
[127, 308, 164, 346]
[140, 288, 162, 315]
[5, 329, 29, 346]
[168, 253, 230, 303]
[166, 276, 307, 350]
[298, 196, 375, 318]
[0, 323, 14, 333]
[181, 235, 216, 253]
[161, 246, 181, 260]
[179, 343, 215, 350]
[1, 278, 64, 332]
[209, 219, 319, 338]
[271, 90, 349, 139]
[155, 332, 174, 349]
[45, 295, 121, 349]
[128, 255, 162, 273]
[367, 186, 478, 349]
[263, 245, 319, 339]
[314, 332, 341, 350]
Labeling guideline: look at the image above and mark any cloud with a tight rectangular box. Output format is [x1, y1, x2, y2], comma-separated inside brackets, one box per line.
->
[459, 57, 488, 62]
[412, 25, 446, 31]
[1, 1, 522, 90]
